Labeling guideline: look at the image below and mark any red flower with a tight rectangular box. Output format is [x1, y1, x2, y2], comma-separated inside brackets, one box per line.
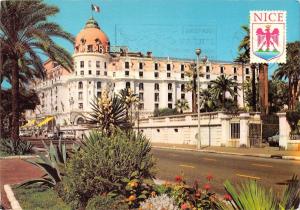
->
[224, 193, 232, 201]
[206, 174, 213, 181]
[175, 175, 183, 182]
[181, 203, 188, 210]
[203, 183, 211, 191]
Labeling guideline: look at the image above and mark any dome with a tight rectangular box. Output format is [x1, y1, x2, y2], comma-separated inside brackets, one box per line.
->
[74, 17, 110, 54]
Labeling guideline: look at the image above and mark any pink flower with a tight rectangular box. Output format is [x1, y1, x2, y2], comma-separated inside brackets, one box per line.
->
[181, 203, 188, 210]
[206, 174, 213, 181]
[204, 183, 211, 191]
[224, 193, 232, 201]
[175, 175, 183, 182]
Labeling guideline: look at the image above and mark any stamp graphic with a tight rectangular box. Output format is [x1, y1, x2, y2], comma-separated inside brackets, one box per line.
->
[250, 11, 286, 63]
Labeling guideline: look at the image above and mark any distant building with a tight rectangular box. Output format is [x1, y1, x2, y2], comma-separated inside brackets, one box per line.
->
[25, 17, 252, 128]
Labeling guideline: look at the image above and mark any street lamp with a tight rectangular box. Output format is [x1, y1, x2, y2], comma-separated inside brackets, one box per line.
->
[195, 48, 201, 149]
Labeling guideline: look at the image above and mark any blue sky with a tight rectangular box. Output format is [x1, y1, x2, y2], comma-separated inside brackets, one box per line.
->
[2, 0, 299, 89]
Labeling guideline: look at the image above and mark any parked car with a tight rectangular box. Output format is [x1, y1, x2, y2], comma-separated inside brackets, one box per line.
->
[268, 132, 279, 147]
[47, 132, 58, 139]
[19, 130, 32, 137]
[61, 131, 75, 140]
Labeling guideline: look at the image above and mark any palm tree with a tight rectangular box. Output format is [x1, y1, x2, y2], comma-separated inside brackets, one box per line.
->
[119, 88, 139, 124]
[199, 89, 215, 112]
[185, 62, 204, 112]
[175, 99, 189, 114]
[0, 1, 74, 140]
[274, 41, 300, 110]
[210, 75, 237, 109]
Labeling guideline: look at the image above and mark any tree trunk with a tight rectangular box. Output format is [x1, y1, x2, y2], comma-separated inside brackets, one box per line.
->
[258, 64, 269, 115]
[0, 62, 3, 139]
[241, 63, 245, 108]
[11, 59, 20, 141]
[292, 79, 298, 110]
[251, 64, 256, 111]
[192, 77, 197, 112]
[288, 78, 292, 110]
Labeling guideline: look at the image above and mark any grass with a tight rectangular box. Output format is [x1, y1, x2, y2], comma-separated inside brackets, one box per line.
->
[13, 184, 71, 210]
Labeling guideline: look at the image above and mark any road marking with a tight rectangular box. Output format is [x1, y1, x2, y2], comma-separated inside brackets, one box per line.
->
[179, 164, 195, 169]
[236, 173, 261, 180]
[251, 163, 273, 168]
[203, 158, 217, 161]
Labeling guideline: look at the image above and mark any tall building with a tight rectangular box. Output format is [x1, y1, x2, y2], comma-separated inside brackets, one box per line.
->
[25, 17, 252, 127]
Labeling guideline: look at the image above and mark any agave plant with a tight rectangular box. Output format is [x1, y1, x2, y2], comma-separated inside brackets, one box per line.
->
[0, 138, 33, 155]
[19, 138, 68, 188]
[222, 175, 300, 210]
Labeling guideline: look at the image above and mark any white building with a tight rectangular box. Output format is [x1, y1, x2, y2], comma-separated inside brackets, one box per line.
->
[25, 17, 252, 128]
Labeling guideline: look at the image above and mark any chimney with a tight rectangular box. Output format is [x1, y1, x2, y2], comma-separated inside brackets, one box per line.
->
[147, 51, 152, 58]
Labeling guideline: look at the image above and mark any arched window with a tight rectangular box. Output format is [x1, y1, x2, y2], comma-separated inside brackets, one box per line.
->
[139, 83, 144, 91]
[154, 83, 159, 90]
[77, 117, 85, 125]
[78, 81, 83, 89]
[168, 83, 172, 90]
[126, 82, 130, 89]
[181, 84, 185, 92]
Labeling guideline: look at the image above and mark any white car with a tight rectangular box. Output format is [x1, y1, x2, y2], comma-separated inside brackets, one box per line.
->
[61, 131, 75, 140]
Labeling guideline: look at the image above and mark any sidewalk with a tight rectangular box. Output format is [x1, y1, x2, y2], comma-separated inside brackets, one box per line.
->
[151, 143, 300, 161]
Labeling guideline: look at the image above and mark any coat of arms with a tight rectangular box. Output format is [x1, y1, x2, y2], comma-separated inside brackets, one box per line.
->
[250, 11, 286, 63]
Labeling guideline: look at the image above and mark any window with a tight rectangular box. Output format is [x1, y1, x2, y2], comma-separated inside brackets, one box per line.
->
[139, 93, 144, 101]
[88, 70, 92, 75]
[97, 91, 101, 98]
[168, 83, 172, 90]
[234, 76, 237, 80]
[155, 63, 158, 70]
[155, 103, 159, 109]
[220, 66, 224, 74]
[125, 61, 129, 69]
[96, 70, 100, 75]
[206, 66, 210, 73]
[168, 103, 172, 109]
[126, 82, 130, 89]
[181, 64, 185, 71]
[174, 129, 178, 132]
[246, 76, 250, 80]
[208, 84, 211, 89]
[167, 72, 171, 78]
[78, 92, 83, 100]
[139, 83, 144, 91]
[80, 71, 84, 75]
[155, 93, 159, 102]
[104, 71, 107, 76]
[168, 93, 172, 101]
[154, 72, 159, 78]
[97, 81, 101, 89]
[231, 123, 240, 139]
[139, 103, 144, 110]
[181, 93, 185, 99]
[167, 64, 171, 71]
[79, 103, 83, 109]
[88, 60, 91, 67]
[234, 95, 238, 102]
[125, 71, 129, 76]
[139, 71, 143, 77]
[78, 81, 83, 89]
[139, 62, 143, 69]
[154, 83, 159, 90]
[233, 67, 237, 74]
[80, 61, 84, 68]
[245, 68, 249, 74]
[104, 62, 107, 69]
[181, 73, 184, 79]
[87, 45, 93, 52]
[234, 86, 238, 92]
[181, 84, 185, 92]
[206, 74, 210, 79]
[96, 61, 100, 68]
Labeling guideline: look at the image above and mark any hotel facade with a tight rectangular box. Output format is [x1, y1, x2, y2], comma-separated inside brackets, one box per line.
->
[25, 17, 252, 128]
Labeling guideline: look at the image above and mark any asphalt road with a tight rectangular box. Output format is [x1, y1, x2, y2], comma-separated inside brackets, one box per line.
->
[152, 148, 300, 196]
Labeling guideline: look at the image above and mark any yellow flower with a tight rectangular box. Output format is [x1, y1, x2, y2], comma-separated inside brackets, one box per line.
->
[128, 194, 136, 201]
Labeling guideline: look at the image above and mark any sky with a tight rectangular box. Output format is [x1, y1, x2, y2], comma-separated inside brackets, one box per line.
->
[2, 0, 300, 89]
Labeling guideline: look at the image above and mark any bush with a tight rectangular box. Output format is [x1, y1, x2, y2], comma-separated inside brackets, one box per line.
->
[286, 111, 300, 135]
[0, 138, 33, 155]
[153, 108, 179, 117]
[139, 194, 179, 210]
[62, 130, 156, 209]
[86, 195, 128, 210]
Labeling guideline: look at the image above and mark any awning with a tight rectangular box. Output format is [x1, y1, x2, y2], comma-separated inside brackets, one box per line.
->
[21, 119, 36, 128]
[37, 116, 54, 127]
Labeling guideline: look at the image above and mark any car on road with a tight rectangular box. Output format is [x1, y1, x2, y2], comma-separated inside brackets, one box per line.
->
[47, 132, 58, 139]
[268, 132, 279, 147]
[61, 131, 75, 140]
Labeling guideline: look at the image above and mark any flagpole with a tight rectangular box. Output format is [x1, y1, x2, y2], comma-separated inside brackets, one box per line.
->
[89, 0, 93, 18]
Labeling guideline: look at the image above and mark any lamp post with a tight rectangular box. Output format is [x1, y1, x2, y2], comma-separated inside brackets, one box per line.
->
[195, 48, 201, 149]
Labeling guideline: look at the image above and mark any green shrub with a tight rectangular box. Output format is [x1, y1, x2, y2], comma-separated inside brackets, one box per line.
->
[153, 108, 179, 117]
[0, 138, 33, 155]
[287, 111, 300, 135]
[86, 195, 128, 210]
[62, 129, 156, 209]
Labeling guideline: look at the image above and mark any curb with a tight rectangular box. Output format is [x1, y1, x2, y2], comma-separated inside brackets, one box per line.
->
[0, 155, 39, 160]
[4, 184, 22, 210]
[152, 146, 300, 161]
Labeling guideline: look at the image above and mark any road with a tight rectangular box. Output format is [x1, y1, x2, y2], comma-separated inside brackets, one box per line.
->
[152, 148, 300, 195]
